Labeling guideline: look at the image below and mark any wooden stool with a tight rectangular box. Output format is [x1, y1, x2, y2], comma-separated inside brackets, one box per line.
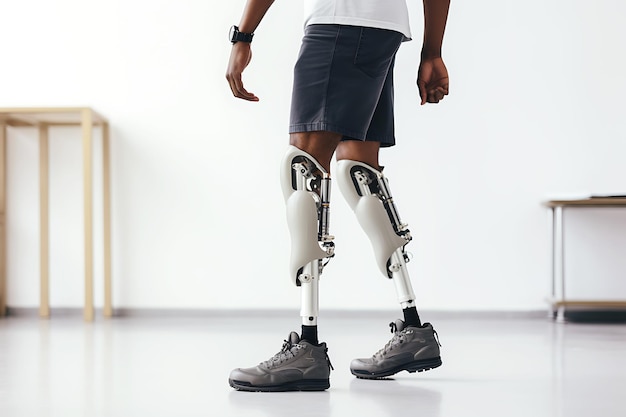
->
[0, 107, 112, 321]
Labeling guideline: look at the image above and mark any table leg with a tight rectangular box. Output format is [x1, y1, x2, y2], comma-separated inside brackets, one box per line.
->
[39, 124, 50, 318]
[554, 206, 566, 322]
[549, 208, 556, 319]
[0, 122, 6, 317]
[82, 110, 94, 321]
[103, 122, 112, 317]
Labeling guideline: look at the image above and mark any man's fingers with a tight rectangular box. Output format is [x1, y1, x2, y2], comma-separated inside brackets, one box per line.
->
[226, 73, 259, 101]
[418, 78, 450, 105]
[233, 77, 257, 100]
[437, 85, 449, 96]
[427, 90, 439, 104]
[238, 89, 259, 101]
[418, 80, 428, 105]
[434, 88, 445, 101]
[424, 86, 449, 104]
[426, 89, 445, 104]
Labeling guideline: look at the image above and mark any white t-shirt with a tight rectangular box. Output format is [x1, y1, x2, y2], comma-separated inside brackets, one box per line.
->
[304, 0, 412, 40]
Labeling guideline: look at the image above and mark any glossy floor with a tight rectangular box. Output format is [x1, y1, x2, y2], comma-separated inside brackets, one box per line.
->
[1, 312, 625, 417]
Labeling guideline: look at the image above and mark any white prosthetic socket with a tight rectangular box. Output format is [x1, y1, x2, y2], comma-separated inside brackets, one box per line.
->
[336, 160, 416, 309]
[281, 146, 335, 326]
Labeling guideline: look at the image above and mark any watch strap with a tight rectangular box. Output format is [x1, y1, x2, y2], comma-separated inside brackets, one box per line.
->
[231, 26, 254, 43]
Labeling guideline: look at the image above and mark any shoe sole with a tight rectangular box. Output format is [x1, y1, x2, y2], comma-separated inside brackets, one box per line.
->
[351, 356, 442, 379]
[229, 378, 330, 392]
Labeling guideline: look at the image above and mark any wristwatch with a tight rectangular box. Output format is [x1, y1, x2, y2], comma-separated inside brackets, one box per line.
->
[229, 25, 254, 44]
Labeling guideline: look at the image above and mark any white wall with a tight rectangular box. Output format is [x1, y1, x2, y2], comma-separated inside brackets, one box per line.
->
[2, 0, 625, 312]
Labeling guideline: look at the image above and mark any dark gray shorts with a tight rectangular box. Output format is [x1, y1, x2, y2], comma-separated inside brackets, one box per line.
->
[289, 24, 404, 147]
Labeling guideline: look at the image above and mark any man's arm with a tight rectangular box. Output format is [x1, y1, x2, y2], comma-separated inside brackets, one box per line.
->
[418, 0, 450, 105]
[226, 0, 275, 101]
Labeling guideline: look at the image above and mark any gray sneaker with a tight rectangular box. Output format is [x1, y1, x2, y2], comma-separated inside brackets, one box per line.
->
[350, 320, 442, 379]
[229, 331, 333, 392]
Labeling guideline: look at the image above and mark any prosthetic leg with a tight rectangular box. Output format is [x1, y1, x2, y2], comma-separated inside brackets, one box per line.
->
[281, 146, 335, 328]
[227, 146, 335, 391]
[337, 160, 443, 378]
[336, 160, 416, 309]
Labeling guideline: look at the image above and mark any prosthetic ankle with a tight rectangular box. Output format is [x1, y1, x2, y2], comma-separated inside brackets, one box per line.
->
[336, 160, 416, 309]
[281, 146, 335, 327]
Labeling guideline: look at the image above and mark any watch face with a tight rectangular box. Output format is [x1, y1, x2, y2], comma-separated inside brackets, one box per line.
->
[229, 25, 237, 42]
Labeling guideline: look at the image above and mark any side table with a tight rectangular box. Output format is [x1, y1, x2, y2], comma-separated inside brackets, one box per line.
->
[0, 107, 112, 321]
[545, 197, 626, 321]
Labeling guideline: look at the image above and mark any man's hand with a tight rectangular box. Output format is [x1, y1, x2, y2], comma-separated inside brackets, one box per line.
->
[226, 42, 259, 101]
[417, 57, 449, 105]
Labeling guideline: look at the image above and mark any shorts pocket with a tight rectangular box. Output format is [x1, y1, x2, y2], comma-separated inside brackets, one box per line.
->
[353, 28, 403, 78]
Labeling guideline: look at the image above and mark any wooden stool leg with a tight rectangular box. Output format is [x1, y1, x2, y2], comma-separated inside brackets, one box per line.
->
[39, 124, 50, 318]
[82, 110, 94, 322]
[0, 122, 7, 317]
[103, 122, 112, 317]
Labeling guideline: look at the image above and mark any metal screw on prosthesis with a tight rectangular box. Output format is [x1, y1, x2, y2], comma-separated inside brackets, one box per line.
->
[299, 274, 313, 283]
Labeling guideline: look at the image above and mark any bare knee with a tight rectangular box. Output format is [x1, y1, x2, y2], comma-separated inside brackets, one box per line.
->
[289, 132, 342, 172]
[336, 140, 382, 171]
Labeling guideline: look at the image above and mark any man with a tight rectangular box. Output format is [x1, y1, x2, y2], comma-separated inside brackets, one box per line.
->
[226, 0, 450, 391]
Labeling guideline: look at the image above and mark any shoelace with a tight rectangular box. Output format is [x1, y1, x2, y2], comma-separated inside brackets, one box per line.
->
[433, 328, 442, 347]
[373, 323, 407, 358]
[262, 339, 335, 372]
[389, 321, 398, 333]
[262, 339, 301, 368]
[374, 322, 443, 358]
[325, 347, 335, 371]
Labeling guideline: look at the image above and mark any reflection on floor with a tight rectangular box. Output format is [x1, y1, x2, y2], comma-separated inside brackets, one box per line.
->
[1, 311, 625, 417]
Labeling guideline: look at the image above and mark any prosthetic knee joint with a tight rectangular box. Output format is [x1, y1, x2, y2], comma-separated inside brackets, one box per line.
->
[337, 160, 416, 308]
[281, 146, 335, 325]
